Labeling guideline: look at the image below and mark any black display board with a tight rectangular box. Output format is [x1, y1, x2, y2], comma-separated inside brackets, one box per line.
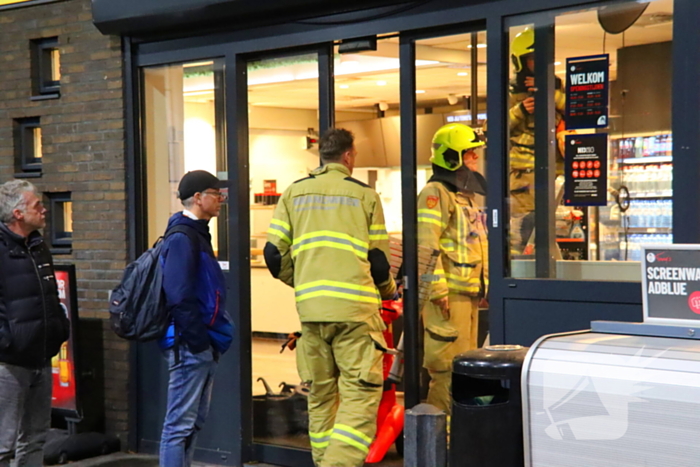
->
[643, 246, 700, 325]
[564, 133, 608, 206]
[565, 54, 610, 130]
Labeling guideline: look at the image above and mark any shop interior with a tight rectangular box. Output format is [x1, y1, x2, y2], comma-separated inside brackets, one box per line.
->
[140, 0, 674, 459]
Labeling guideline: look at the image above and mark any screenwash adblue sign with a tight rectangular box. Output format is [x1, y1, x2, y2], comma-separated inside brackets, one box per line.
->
[642, 245, 700, 325]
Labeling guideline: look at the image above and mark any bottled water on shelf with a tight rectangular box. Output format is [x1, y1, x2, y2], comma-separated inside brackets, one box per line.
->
[620, 233, 673, 261]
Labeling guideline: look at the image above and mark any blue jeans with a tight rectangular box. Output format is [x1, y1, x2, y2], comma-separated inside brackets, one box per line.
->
[0, 363, 52, 467]
[159, 345, 217, 467]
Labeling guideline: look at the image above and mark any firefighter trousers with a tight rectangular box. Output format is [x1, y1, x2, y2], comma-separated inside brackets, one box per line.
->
[509, 169, 535, 255]
[423, 294, 479, 414]
[296, 317, 386, 467]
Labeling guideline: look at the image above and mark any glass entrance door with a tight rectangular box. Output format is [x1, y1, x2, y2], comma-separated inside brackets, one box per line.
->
[246, 50, 320, 465]
[139, 58, 230, 459]
[410, 28, 489, 411]
[246, 24, 489, 466]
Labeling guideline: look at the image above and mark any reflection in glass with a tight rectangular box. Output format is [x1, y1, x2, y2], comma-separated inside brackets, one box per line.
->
[506, 0, 673, 281]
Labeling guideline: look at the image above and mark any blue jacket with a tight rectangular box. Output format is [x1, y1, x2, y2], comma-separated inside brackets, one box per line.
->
[158, 213, 233, 354]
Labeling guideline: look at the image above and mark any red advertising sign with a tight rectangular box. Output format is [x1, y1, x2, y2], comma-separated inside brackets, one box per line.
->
[52, 268, 78, 414]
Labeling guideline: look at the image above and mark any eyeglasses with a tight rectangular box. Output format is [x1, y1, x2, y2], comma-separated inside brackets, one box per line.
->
[201, 190, 228, 201]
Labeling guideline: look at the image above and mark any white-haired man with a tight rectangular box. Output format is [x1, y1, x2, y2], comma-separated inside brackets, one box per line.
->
[0, 180, 70, 467]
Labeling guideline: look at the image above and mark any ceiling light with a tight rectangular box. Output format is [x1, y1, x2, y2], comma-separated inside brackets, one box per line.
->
[477, 44, 487, 49]
[457, 72, 468, 76]
[183, 61, 215, 68]
[377, 80, 387, 86]
[416, 90, 426, 94]
[339, 84, 349, 89]
[555, 61, 562, 66]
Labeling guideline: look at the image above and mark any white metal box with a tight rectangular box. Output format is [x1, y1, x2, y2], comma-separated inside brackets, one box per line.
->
[522, 325, 700, 467]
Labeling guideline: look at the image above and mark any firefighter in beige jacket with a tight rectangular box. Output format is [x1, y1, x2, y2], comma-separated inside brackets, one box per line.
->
[418, 123, 489, 413]
[264, 128, 397, 467]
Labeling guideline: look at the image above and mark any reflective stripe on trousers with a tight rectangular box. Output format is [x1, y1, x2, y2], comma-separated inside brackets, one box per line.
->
[330, 423, 373, 454]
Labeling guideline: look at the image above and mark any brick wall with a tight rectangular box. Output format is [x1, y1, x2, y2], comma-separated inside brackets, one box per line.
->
[0, 0, 129, 444]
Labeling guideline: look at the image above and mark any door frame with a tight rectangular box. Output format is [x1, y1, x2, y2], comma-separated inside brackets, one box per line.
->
[126, 0, 700, 464]
[230, 43, 332, 467]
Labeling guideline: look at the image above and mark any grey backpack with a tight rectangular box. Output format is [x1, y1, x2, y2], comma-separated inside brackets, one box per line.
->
[109, 225, 195, 341]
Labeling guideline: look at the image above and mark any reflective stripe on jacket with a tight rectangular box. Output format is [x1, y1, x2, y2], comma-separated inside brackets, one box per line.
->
[417, 181, 488, 299]
[265, 163, 397, 322]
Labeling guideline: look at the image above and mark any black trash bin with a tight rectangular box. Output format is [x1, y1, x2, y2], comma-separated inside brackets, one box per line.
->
[449, 344, 529, 467]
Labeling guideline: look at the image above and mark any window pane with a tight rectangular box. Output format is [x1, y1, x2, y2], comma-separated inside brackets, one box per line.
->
[248, 53, 318, 449]
[507, 23, 537, 276]
[334, 34, 406, 418]
[48, 194, 72, 247]
[41, 48, 56, 86]
[415, 29, 488, 410]
[142, 60, 226, 256]
[51, 48, 60, 81]
[54, 202, 66, 234]
[33, 127, 42, 160]
[506, 0, 673, 281]
[14, 117, 41, 172]
[63, 201, 72, 233]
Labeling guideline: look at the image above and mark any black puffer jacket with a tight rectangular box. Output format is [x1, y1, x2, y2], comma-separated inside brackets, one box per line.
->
[0, 222, 70, 368]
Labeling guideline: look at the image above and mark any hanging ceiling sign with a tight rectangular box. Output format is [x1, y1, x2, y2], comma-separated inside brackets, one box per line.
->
[565, 54, 610, 130]
[564, 133, 608, 206]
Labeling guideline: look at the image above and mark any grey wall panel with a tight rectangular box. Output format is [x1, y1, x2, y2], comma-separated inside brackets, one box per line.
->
[504, 299, 642, 346]
[136, 341, 168, 453]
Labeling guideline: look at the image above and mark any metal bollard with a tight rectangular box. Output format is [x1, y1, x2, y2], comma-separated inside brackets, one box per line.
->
[404, 403, 447, 467]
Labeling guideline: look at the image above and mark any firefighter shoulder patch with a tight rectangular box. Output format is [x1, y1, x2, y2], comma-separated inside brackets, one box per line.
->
[426, 195, 439, 209]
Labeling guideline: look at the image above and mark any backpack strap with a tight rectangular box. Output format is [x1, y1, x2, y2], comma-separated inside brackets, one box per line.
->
[164, 224, 199, 245]
[162, 224, 201, 364]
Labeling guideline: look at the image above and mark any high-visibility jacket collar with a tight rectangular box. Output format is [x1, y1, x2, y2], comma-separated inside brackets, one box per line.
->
[311, 162, 351, 177]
